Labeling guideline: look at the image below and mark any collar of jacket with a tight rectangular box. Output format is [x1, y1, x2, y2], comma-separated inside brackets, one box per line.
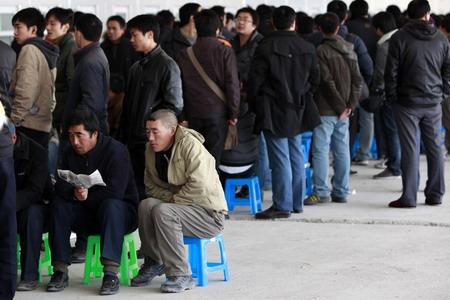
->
[81, 132, 105, 161]
[74, 42, 100, 65]
[173, 28, 192, 46]
[268, 30, 297, 38]
[232, 30, 262, 49]
[377, 29, 398, 46]
[338, 24, 349, 37]
[139, 44, 162, 65]
[195, 36, 222, 45]
[58, 33, 74, 48]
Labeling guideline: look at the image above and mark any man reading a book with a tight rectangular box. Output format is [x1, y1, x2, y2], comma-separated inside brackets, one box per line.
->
[47, 107, 138, 295]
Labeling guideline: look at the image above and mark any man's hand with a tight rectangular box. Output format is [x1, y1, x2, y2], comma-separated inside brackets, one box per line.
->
[339, 108, 352, 120]
[74, 187, 88, 201]
[228, 118, 238, 126]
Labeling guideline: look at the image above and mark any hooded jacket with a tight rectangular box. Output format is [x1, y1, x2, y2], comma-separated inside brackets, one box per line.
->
[315, 35, 363, 116]
[161, 27, 193, 60]
[385, 21, 450, 107]
[371, 29, 398, 94]
[10, 38, 59, 133]
[144, 126, 228, 213]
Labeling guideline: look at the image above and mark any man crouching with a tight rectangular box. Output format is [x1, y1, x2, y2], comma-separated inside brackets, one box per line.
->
[131, 109, 228, 293]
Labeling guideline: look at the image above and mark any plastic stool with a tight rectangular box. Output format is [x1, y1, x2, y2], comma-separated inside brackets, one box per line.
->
[83, 233, 139, 285]
[16, 233, 53, 282]
[225, 177, 262, 214]
[305, 166, 314, 197]
[183, 234, 229, 286]
[301, 131, 313, 161]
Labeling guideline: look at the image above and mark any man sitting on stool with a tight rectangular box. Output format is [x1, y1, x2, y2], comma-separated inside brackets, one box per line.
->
[131, 109, 228, 293]
[47, 107, 138, 295]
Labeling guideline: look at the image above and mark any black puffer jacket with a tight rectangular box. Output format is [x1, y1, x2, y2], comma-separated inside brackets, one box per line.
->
[385, 21, 450, 107]
[119, 45, 183, 147]
[0, 41, 16, 109]
[247, 31, 320, 137]
[55, 134, 138, 211]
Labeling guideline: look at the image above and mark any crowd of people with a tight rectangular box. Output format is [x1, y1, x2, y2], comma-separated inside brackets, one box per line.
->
[0, 0, 449, 298]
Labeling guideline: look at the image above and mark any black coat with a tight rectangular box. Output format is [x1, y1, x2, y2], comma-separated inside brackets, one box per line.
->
[119, 45, 183, 147]
[101, 36, 140, 93]
[161, 28, 193, 60]
[0, 41, 16, 113]
[346, 18, 379, 60]
[14, 132, 48, 211]
[55, 134, 138, 211]
[64, 43, 110, 134]
[247, 31, 320, 137]
[385, 21, 450, 107]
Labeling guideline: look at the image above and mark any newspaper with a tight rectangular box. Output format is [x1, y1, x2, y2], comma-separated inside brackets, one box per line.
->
[57, 169, 106, 189]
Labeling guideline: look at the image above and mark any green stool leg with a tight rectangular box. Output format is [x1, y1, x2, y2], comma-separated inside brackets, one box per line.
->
[38, 233, 53, 283]
[83, 235, 103, 284]
[16, 236, 20, 271]
[119, 234, 139, 285]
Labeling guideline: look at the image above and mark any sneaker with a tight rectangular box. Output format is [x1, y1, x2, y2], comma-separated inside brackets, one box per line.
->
[99, 274, 120, 295]
[352, 158, 369, 166]
[71, 249, 85, 264]
[254, 206, 290, 219]
[131, 259, 165, 287]
[46, 271, 69, 292]
[304, 194, 331, 205]
[17, 280, 38, 291]
[374, 159, 387, 169]
[331, 195, 347, 203]
[350, 169, 358, 176]
[373, 169, 401, 179]
[160, 275, 195, 293]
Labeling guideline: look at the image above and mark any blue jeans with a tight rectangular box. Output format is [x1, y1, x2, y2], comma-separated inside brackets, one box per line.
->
[264, 131, 305, 212]
[256, 132, 272, 190]
[354, 106, 374, 160]
[312, 116, 350, 198]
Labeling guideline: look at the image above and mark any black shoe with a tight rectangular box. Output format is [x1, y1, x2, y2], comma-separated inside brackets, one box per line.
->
[17, 280, 38, 291]
[71, 249, 86, 264]
[350, 169, 358, 175]
[425, 199, 442, 206]
[255, 206, 290, 219]
[331, 196, 347, 203]
[304, 194, 331, 205]
[373, 168, 401, 179]
[47, 271, 69, 292]
[99, 274, 120, 295]
[131, 259, 165, 287]
[160, 275, 195, 293]
[388, 199, 416, 208]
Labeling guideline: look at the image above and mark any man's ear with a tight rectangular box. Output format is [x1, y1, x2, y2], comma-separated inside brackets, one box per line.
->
[30, 25, 37, 35]
[145, 30, 154, 41]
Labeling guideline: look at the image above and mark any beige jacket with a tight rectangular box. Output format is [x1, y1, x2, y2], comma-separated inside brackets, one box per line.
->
[144, 126, 228, 213]
[11, 44, 56, 133]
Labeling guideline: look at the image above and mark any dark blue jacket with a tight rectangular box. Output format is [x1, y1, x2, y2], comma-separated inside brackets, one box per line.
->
[65, 43, 110, 134]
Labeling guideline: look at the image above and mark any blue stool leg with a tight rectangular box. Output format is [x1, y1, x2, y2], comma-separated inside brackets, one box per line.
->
[254, 177, 262, 211]
[224, 180, 235, 212]
[197, 240, 208, 286]
[249, 181, 258, 215]
[218, 237, 229, 281]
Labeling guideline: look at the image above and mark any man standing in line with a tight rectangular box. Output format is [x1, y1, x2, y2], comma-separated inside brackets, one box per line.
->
[385, 0, 450, 208]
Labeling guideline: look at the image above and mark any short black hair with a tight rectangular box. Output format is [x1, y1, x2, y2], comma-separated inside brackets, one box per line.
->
[327, 1, 348, 23]
[349, 0, 369, 19]
[226, 13, 234, 23]
[372, 11, 397, 34]
[194, 9, 220, 37]
[75, 13, 102, 42]
[273, 6, 296, 30]
[211, 6, 225, 19]
[407, 0, 431, 20]
[179, 3, 201, 27]
[256, 4, 274, 20]
[297, 15, 314, 35]
[157, 10, 175, 27]
[107, 15, 126, 29]
[236, 7, 259, 27]
[441, 14, 450, 33]
[319, 12, 340, 35]
[386, 5, 402, 27]
[46, 7, 74, 27]
[127, 14, 160, 42]
[12, 8, 46, 38]
[65, 106, 100, 135]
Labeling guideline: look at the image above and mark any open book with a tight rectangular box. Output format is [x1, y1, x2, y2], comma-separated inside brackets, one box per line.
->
[57, 169, 106, 189]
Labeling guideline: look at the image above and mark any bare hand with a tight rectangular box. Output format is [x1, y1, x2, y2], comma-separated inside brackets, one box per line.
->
[228, 118, 238, 126]
[74, 187, 88, 201]
[339, 108, 352, 120]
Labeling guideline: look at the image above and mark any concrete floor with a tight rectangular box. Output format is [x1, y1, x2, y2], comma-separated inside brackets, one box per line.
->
[14, 156, 450, 300]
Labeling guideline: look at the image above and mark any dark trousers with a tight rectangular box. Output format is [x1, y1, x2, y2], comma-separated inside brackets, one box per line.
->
[393, 103, 445, 205]
[49, 198, 137, 267]
[380, 102, 401, 175]
[188, 117, 228, 167]
[0, 157, 16, 300]
[17, 127, 49, 149]
[17, 204, 47, 281]
[128, 145, 146, 200]
[374, 107, 386, 159]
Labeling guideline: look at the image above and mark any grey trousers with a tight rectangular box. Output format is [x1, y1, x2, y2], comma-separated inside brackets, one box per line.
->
[393, 103, 445, 205]
[138, 198, 224, 276]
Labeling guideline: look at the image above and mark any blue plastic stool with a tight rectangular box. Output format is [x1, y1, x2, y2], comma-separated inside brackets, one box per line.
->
[305, 165, 314, 197]
[225, 177, 262, 214]
[183, 234, 229, 286]
[301, 131, 313, 161]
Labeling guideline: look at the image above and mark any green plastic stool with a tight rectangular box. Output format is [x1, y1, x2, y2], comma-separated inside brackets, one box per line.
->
[16, 233, 54, 283]
[83, 233, 139, 285]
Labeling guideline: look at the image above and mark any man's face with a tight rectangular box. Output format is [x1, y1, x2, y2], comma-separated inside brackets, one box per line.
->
[145, 120, 176, 152]
[236, 12, 256, 35]
[14, 21, 36, 44]
[46, 15, 69, 41]
[67, 124, 98, 155]
[106, 20, 125, 42]
[129, 28, 152, 52]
